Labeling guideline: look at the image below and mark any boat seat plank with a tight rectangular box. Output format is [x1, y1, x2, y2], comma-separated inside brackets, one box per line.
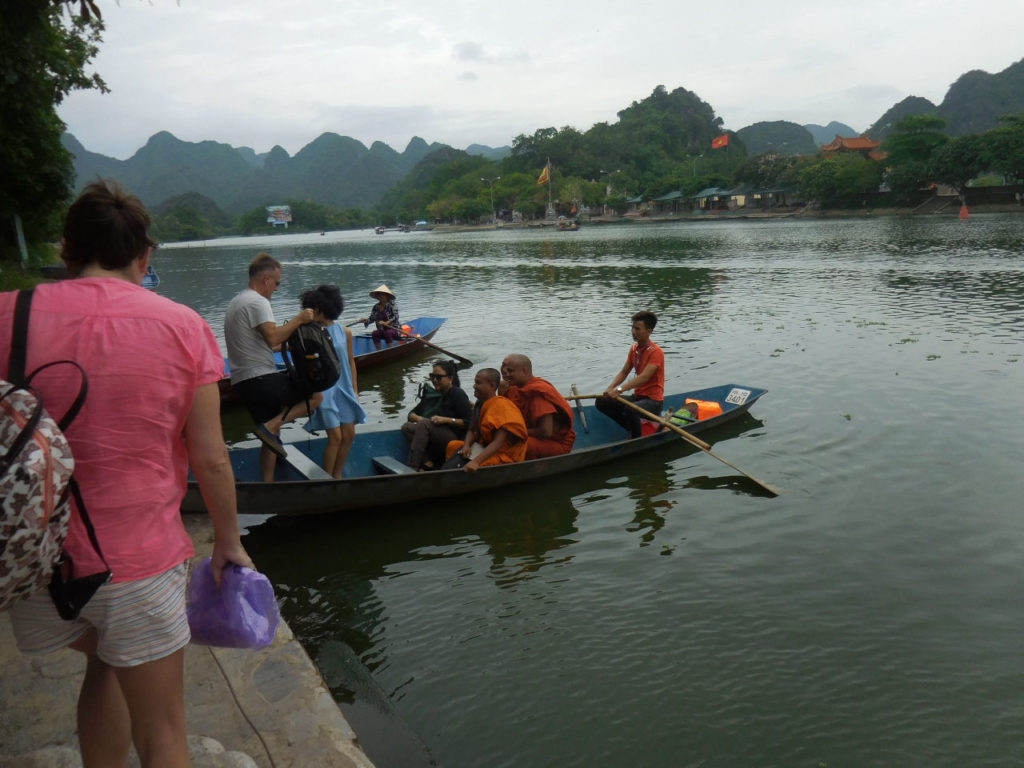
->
[283, 444, 332, 480]
[372, 455, 416, 475]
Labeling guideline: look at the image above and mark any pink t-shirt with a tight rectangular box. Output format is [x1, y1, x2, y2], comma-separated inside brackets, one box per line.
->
[0, 279, 224, 582]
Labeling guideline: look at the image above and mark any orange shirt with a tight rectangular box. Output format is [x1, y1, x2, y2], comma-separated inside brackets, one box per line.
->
[629, 341, 665, 401]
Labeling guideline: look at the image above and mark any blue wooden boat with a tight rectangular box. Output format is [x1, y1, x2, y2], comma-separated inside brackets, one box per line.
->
[184, 383, 767, 516]
[348, 316, 446, 369]
[219, 316, 447, 402]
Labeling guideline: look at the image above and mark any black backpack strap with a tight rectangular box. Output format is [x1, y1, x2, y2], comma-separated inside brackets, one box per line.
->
[67, 477, 110, 571]
[9, 288, 35, 385]
[25, 360, 88, 432]
[7, 287, 105, 570]
[0, 386, 44, 476]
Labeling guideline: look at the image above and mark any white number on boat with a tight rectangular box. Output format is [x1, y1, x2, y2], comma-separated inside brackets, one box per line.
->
[725, 388, 751, 405]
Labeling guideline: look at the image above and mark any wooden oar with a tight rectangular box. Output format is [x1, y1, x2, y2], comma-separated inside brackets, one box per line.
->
[345, 319, 363, 327]
[384, 321, 473, 366]
[570, 384, 589, 433]
[569, 393, 782, 496]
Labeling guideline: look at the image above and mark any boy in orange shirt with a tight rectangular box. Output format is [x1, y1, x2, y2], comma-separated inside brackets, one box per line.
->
[596, 310, 665, 438]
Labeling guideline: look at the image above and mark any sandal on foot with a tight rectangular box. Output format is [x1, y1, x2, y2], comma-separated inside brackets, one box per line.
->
[254, 424, 287, 458]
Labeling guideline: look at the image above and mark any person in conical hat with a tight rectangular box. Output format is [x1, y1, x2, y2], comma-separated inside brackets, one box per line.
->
[359, 283, 401, 349]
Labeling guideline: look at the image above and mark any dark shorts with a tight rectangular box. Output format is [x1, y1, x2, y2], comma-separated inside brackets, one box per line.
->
[234, 372, 306, 425]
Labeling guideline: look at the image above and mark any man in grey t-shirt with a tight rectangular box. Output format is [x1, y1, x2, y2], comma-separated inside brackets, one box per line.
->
[224, 252, 321, 480]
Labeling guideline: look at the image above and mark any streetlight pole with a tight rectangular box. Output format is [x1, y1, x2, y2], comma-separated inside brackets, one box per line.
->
[600, 169, 620, 216]
[481, 176, 500, 224]
[692, 155, 703, 177]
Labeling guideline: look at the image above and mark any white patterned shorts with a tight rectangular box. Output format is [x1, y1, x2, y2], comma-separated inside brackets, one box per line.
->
[10, 562, 190, 667]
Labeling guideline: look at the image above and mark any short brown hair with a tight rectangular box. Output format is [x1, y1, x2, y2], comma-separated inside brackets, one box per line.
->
[248, 252, 281, 280]
[61, 179, 156, 276]
[632, 310, 658, 330]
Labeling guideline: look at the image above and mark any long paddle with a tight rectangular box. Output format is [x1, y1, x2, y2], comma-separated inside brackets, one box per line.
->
[570, 384, 589, 433]
[569, 393, 782, 497]
[384, 321, 473, 366]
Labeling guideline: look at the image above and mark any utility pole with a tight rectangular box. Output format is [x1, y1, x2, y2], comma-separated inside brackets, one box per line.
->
[481, 176, 500, 224]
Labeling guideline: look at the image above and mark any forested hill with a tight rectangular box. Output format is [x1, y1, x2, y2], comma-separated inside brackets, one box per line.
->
[867, 58, 1024, 139]
[62, 131, 452, 215]
[63, 57, 1023, 219]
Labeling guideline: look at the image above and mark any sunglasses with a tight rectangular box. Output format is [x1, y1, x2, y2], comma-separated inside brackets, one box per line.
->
[429, 373, 450, 381]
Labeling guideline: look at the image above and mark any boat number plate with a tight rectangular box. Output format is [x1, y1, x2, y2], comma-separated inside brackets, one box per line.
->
[724, 388, 751, 405]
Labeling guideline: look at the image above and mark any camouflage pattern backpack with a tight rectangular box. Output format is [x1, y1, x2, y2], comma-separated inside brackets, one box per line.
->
[0, 289, 86, 612]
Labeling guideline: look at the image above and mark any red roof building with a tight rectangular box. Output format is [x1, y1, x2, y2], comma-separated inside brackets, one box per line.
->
[821, 134, 887, 161]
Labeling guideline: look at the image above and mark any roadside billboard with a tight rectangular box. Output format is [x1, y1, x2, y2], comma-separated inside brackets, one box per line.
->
[266, 205, 292, 225]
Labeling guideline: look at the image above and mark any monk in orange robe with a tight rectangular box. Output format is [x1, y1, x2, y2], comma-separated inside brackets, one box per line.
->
[445, 368, 528, 472]
[500, 354, 575, 459]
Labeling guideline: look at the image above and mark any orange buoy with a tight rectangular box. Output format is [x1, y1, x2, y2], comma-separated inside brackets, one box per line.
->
[401, 324, 412, 333]
[959, 204, 969, 220]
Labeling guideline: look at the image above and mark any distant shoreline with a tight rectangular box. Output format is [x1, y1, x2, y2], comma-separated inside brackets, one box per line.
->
[430, 201, 1024, 233]
[150, 202, 1024, 246]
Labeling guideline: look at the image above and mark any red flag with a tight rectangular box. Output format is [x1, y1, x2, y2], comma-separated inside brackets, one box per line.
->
[712, 134, 729, 149]
[536, 162, 550, 186]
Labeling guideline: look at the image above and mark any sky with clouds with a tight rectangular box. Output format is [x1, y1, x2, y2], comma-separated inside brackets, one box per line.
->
[59, 0, 1024, 160]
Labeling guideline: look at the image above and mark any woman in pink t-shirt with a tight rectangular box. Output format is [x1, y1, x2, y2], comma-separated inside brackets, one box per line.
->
[1, 180, 252, 768]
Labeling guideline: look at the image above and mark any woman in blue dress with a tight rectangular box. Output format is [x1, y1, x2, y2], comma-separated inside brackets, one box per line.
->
[300, 285, 367, 477]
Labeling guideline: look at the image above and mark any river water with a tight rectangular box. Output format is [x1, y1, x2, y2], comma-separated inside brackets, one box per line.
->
[160, 215, 1024, 768]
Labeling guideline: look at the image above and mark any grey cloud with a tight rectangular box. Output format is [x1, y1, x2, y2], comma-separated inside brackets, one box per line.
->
[454, 41, 485, 61]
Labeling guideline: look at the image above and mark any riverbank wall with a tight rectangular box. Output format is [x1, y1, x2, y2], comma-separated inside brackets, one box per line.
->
[0, 516, 375, 768]
[428, 199, 1023, 233]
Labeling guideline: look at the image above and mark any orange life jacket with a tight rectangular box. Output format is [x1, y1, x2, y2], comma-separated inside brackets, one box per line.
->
[685, 398, 723, 420]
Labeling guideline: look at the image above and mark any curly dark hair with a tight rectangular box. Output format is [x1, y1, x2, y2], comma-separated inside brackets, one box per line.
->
[300, 284, 344, 320]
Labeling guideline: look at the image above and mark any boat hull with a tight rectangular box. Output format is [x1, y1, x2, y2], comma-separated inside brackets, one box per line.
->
[349, 317, 445, 370]
[185, 384, 766, 516]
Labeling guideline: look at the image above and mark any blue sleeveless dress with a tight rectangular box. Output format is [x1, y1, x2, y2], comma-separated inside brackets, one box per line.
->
[304, 324, 367, 432]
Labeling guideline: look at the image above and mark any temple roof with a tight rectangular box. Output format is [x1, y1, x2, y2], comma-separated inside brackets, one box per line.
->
[822, 134, 882, 152]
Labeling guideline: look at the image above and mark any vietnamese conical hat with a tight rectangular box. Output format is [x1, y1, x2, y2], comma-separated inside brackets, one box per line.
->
[369, 284, 395, 299]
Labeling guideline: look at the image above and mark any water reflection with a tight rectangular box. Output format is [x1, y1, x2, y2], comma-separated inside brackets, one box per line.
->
[163, 215, 1024, 768]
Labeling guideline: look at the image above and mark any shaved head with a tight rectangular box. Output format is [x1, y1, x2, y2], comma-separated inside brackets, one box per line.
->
[501, 354, 533, 386]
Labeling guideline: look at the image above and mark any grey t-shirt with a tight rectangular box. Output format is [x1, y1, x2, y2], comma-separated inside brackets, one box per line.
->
[224, 288, 277, 383]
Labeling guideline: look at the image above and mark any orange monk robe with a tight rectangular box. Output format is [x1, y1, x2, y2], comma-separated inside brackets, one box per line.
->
[505, 377, 576, 459]
[445, 396, 528, 466]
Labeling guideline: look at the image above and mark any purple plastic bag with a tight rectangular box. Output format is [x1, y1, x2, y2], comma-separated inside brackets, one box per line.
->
[186, 558, 280, 649]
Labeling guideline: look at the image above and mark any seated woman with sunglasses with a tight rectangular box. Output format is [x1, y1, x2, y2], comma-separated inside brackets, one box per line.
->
[401, 360, 473, 470]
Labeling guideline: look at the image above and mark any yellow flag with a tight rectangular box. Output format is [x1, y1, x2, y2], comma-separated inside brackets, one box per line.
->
[536, 163, 550, 186]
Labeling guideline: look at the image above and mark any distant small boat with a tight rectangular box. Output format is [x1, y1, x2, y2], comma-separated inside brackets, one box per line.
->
[557, 219, 579, 231]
